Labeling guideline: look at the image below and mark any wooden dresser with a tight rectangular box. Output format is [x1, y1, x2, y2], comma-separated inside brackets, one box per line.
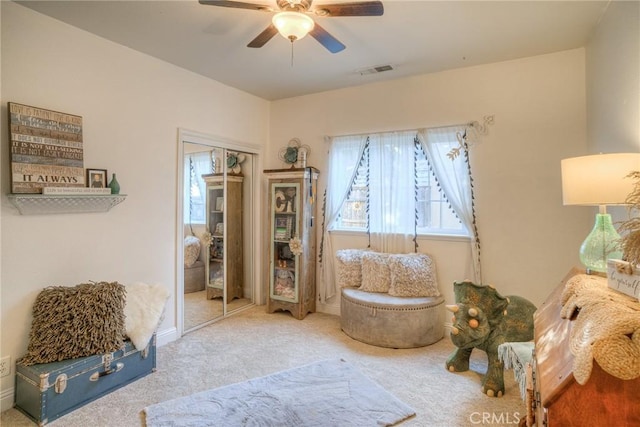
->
[532, 268, 640, 426]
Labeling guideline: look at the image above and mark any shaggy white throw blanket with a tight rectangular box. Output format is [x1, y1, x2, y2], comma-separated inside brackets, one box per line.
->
[143, 358, 416, 426]
[124, 282, 170, 350]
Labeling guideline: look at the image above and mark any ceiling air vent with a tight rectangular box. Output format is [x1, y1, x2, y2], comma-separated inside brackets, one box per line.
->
[358, 65, 394, 76]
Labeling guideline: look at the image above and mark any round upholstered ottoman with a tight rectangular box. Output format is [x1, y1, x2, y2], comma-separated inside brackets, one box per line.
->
[340, 288, 445, 348]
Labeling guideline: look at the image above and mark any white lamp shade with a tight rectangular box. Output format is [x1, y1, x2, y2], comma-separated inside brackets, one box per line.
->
[561, 153, 640, 206]
[272, 12, 314, 41]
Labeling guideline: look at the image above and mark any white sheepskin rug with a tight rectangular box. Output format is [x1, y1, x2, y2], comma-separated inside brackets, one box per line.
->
[124, 282, 170, 350]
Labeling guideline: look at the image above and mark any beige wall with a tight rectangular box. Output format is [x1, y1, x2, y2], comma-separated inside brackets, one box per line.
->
[586, 0, 640, 224]
[0, 2, 269, 409]
[586, 0, 639, 154]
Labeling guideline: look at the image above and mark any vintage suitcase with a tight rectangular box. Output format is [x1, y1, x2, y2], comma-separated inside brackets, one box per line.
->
[15, 336, 156, 426]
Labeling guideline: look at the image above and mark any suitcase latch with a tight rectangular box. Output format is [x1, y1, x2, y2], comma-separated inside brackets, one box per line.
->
[54, 374, 68, 394]
[102, 353, 114, 371]
[89, 362, 124, 381]
[88, 352, 124, 381]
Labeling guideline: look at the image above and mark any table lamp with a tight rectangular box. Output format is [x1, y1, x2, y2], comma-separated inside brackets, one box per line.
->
[561, 153, 640, 274]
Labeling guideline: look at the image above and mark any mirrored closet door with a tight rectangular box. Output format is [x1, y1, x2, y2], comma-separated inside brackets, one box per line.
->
[180, 136, 256, 333]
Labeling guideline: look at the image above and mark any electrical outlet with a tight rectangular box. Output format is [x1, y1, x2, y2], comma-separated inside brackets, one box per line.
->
[0, 356, 11, 377]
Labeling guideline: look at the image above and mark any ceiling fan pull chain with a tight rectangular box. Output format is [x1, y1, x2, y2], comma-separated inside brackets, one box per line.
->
[290, 40, 294, 67]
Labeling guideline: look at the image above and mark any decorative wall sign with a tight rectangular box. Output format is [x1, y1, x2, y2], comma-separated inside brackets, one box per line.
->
[8, 102, 84, 193]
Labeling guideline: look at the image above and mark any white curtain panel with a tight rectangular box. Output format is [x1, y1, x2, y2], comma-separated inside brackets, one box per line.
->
[417, 126, 482, 283]
[320, 135, 369, 302]
[368, 131, 418, 254]
[184, 152, 213, 224]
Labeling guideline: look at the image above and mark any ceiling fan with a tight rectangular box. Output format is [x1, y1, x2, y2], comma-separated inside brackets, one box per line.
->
[198, 0, 384, 53]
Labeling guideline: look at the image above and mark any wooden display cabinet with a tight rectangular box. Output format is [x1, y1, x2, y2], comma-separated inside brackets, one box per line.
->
[531, 268, 640, 426]
[264, 168, 319, 320]
[202, 173, 243, 302]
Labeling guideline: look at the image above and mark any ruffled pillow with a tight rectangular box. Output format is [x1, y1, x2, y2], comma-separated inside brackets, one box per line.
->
[184, 235, 201, 267]
[20, 282, 126, 366]
[335, 249, 370, 288]
[388, 253, 440, 297]
[360, 252, 391, 293]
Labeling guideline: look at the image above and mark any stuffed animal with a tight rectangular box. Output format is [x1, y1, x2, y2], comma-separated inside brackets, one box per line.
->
[445, 280, 536, 397]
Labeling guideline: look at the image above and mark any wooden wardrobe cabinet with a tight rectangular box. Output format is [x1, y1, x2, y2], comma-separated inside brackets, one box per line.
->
[532, 268, 640, 426]
[264, 167, 319, 320]
[202, 173, 243, 302]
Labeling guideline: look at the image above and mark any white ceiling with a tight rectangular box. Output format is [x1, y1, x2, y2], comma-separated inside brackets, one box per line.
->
[16, 0, 610, 101]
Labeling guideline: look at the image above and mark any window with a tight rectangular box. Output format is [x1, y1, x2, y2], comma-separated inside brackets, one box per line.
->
[414, 142, 467, 234]
[332, 133, 468, 236]
[321, 125, 481, 303]
[183, 151, 213, 224]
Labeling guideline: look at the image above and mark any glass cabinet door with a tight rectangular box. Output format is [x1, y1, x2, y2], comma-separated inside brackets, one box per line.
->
[270, 183, 300, 303]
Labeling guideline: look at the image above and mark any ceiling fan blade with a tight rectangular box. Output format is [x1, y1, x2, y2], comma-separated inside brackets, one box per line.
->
[309, 22, 345, 53]
[313, 1, 383, 17]
[198, 0, 273, 12]
[247, 24, 279, 48]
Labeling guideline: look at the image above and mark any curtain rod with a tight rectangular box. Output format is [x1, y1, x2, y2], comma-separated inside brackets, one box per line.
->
[324, 120, 479, 141]
[324, 115, 493, 141]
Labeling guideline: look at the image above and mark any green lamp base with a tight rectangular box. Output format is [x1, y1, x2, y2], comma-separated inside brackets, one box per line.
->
[579, 213, 622, 274]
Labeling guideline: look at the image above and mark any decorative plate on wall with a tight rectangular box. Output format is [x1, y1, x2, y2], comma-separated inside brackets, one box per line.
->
[278, 138, 310, 168]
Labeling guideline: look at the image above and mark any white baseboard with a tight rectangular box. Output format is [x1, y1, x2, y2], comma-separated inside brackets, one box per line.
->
[156, 326, 178, 347]
[316, 302, 340, 316]
[1, 385, 14, 412]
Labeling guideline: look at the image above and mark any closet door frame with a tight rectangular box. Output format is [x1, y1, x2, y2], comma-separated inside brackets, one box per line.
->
[177, 128, 263, 336]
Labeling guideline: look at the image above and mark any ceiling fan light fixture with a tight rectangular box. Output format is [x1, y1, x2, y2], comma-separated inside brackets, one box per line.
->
[272, 11, 314, 42]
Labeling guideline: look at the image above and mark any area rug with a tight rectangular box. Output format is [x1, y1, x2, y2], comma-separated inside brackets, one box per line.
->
[143, 358, 416, 426]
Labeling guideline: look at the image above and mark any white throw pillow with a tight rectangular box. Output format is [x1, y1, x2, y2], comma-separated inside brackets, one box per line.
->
[360, 252, 391, 293]
[388, 253, 440, 297]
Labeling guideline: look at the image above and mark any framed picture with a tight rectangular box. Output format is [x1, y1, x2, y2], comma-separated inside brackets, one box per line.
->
[215, 197, 224, 212]
[86, 169, 107, 188]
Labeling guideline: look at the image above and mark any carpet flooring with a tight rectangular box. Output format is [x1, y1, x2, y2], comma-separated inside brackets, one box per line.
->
[1, 306, 524, 427]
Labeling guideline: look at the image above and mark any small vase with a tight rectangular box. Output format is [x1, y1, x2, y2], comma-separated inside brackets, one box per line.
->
[108, 173, 120, 195]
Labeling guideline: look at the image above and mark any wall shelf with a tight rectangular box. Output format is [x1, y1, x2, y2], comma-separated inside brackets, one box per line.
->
[7, 194, 127, 215]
